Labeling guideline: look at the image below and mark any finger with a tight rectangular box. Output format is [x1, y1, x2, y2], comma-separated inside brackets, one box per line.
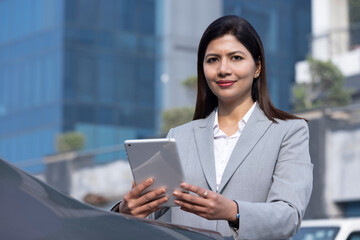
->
[173, 190, 208, 206]
[132, 196, 168, 216]
[138, 206, 162, 217]
[132, 180, 135, 188]
[180, 182, 208, 197]
[137, 187, 167, 206]
[174, 199, 208, 214]
[129, 178, 154, 197]
[178, 205, 212, 220]
[182, 208, 209, 220]
[179, 206, 198, 215]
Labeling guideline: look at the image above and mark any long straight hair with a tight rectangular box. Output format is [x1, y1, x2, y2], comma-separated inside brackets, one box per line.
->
[193, 15, 304, 122]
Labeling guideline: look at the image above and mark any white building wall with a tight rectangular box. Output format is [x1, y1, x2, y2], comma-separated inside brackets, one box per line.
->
[296, 48, 360, 84]
[329, 128, 360, 202]
[296, 0, 357, 84]
[312, 0, 331, 59]
[332, 48, 360, 77]
[311, 0, 349, 60]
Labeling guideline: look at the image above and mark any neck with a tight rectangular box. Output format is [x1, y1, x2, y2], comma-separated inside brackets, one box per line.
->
[217, 97, 254, 134]
[218, 97, 254, 121]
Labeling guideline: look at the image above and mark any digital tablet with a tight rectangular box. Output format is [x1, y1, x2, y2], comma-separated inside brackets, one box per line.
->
[124, 138, 184, 207]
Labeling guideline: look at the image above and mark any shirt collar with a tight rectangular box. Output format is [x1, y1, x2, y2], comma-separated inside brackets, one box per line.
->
[213, 102, 257, 137]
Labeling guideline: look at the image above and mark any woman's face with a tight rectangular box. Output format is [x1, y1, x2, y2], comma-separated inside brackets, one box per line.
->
[203, 34, 261, 106]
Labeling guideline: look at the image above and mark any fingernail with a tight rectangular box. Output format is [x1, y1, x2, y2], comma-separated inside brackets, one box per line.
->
[174, 200, 180, 205]
[173, 191, 178, 196]
[148, 178, 153, 184]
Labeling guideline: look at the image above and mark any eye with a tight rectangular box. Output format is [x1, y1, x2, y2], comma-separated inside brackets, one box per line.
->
[231, 55, 243, 61]
[206, 57, 218, 63]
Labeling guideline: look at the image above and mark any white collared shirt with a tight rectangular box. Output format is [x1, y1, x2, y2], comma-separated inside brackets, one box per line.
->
[213, 102, 257, 191]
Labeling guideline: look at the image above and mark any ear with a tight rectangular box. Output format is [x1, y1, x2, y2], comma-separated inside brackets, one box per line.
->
[254, 60, 261, 78]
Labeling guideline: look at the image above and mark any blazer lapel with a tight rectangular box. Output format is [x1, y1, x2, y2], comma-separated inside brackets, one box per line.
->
[193, 111, 217, 192]
[218, 105, 273, 193]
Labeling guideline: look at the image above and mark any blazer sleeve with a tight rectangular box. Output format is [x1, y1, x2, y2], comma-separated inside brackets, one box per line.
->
[235, 120, 313, 240]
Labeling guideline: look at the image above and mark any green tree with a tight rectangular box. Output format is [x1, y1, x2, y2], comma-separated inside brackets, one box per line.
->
[181, 75, 197, 89]
[161, 75, 197, 135]
[161, 107, 194, 136]
[292, 58, 353, 111]
[56, 132, 85, 153]
[292, 83, 309, 110]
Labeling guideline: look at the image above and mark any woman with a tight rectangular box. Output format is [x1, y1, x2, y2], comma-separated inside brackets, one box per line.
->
[113, 15, 313, 240]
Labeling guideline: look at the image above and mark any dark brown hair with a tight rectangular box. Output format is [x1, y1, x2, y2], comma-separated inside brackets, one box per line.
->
[193, 15, 304, 122]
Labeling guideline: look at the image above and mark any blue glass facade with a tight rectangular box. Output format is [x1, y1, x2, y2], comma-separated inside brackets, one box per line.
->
[223, 0, 311, 111]
[0, 0, 64, 172]
[345, 202, 360, 217]
[0, 0, 162, 172]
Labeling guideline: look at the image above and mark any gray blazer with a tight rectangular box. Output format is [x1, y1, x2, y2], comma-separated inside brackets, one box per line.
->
[156, 105, 313, 240]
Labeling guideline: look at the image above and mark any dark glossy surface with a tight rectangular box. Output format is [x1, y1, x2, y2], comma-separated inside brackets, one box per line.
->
[291, 227, 340, 240]
[0, 158, 223, 240]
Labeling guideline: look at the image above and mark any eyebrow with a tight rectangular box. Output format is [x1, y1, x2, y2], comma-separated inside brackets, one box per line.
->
[204, 50, 247, 58]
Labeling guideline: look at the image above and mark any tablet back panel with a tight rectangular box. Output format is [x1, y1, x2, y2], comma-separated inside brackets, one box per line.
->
[124, 138, 184, 207]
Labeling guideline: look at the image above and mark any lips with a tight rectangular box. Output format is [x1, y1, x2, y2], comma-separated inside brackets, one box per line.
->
[217, 80, 236, 87]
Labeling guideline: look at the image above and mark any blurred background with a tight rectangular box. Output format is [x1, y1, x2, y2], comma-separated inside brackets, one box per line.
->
[0, 0, 359, 219]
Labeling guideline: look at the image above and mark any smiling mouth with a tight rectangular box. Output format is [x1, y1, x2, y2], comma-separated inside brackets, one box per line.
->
[217, 80, 236, 87]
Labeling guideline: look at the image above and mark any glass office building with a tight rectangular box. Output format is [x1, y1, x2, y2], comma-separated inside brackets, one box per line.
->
[0, 0, 163, 172]
[0, 0, 311, 173]
[223, 0, 312, 111]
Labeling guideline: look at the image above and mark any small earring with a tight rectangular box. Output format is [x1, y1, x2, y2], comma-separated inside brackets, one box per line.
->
[255, 74, 259, 78]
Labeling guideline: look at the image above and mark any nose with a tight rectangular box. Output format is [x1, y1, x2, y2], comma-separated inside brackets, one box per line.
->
[217, 59, 231, 77]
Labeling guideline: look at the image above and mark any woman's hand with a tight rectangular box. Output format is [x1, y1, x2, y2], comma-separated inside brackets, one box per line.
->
[173, 182, 237, 222]
[119, 178, 168, 218]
